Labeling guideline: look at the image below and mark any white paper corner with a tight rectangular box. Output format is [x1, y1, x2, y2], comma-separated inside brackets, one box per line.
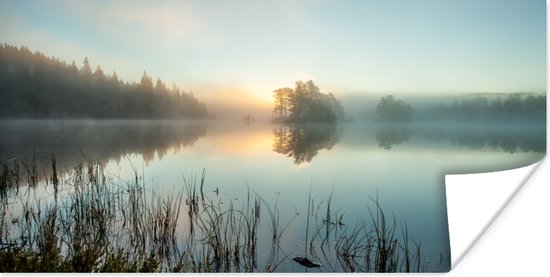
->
[445, 161, 543, 268]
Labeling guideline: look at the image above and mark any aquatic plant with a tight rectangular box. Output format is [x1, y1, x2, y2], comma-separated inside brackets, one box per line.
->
[0, 158, 434, 272]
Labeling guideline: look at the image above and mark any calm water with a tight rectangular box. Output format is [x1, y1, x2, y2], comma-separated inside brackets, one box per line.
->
[0, 120, 545, 272]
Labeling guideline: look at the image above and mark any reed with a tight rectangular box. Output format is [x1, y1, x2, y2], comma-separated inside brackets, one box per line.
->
[300, 191, 427, 272]
[0, 158, 432, 272]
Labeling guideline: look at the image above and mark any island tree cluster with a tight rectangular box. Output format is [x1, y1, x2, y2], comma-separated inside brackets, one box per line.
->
[272, 80, 345, 123]
[375, 95, 413, 122]
[0, 44, 212, 119]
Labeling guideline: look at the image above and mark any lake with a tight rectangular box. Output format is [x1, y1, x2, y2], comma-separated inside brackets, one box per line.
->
[0, 119, 545, 272]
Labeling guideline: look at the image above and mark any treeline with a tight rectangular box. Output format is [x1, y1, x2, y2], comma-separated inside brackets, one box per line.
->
[0, 44, 212, 119]
[272, 80, 345, 123]
[374, 93, 545, 123]
[420, 94, 546, 122]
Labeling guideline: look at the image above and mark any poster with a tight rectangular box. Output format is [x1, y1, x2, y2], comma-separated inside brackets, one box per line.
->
[0, 0, 546, 273]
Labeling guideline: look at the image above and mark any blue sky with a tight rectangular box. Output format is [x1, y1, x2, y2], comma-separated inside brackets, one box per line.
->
[0, 0, 546, 104]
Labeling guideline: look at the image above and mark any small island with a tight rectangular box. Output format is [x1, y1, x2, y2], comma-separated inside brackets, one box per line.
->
[272, 80, 345, 123]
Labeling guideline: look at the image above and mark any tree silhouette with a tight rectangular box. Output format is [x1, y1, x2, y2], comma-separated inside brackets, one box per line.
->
[272, 80, 345, 123]
[80, 57, 92, 76]
[155, 78, 167, 93]
[272, 87, 292, 120]
[140, 71, 154, 91]
[375, 95, 413, 122]
[93, 66, 105, 82]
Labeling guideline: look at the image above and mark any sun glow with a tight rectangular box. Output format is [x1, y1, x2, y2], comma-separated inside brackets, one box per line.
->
[191, 83, 275, 121]
[192, 124, 274, 156]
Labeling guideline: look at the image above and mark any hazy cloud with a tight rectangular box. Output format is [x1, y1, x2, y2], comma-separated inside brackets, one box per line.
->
[55, 0, 203, 49]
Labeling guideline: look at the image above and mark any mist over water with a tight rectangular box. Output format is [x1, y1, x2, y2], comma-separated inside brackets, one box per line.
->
[0, 120, 209, 169]
[0, 118, 544, 272]
[1, 119, 543, 171]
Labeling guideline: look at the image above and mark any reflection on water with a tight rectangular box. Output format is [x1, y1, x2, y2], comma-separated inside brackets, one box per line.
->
[270, 123, 545, 165]
[420, 128, 545, 153]
[375, 127, 411, 149]
[272, 124, 342, 164]
[0, 120, 208, 168]
[372, 124, 545, 153]
[0, 121, 545, 168]
[0, 120, 545, 272]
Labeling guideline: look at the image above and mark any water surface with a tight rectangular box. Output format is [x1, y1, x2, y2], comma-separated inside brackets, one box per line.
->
[0, 120, 545, 272]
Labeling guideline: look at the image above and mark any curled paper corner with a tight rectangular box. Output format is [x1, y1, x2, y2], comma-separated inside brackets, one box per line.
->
[445, 160, 544, 269]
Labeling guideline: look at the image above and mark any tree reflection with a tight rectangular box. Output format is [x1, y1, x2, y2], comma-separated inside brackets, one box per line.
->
[272, 124, 342, 164]
[446, 130, 545, 153]
[375, 127, 411, 150]
[0, 120, 208, 169]
[373, 125, 545, 153]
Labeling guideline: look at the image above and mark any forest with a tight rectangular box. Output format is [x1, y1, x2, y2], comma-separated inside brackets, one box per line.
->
[374, 93, 546, 123]
[420, 93, 546, 122]
[0, 44, 212, 119]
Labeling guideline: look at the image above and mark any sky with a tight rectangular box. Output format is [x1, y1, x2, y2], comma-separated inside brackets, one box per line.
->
[0, 0, 546, 112]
